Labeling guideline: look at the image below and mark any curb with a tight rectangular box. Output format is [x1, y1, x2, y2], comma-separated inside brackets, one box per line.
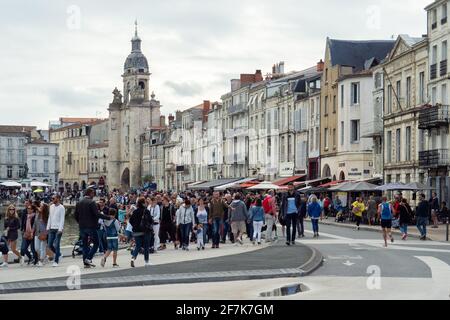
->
[0, 244, 324, 295]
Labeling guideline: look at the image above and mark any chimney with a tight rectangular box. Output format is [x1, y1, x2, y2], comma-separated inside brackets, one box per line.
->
[160, 115, 166, 127]
[317, 59, 324, 72]
[203, 100, 211, 122]
[255, 70, 263, 82]
[168, 113, 175, 124]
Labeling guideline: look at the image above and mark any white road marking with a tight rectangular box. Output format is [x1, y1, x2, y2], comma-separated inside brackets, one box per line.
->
[303, 230, 352, 240]
[342, 260, 355, 266]
[298, 238, 450, 246]
[327, 255, 363, 260]
[414, 256, 450, 298]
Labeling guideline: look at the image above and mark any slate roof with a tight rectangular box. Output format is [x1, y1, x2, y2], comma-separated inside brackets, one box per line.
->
[328, 39, 395, 71]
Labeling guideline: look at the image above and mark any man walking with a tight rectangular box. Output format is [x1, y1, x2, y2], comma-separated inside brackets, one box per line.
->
[229, 194, 248, 245]
[74, 188, 112, 268]
[263, 190, 277, 242]
[208, 192, 229, 249]
[416, 193, 430, 240]
[429, 192, 439, 228]
[46, 195, 65, 267]
[281, 183, 301, 245]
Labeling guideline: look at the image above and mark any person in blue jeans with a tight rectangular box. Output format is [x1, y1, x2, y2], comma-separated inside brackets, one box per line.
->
[176, 199, 195, 250]
[307, 195, 322, 237]
[101, 208, 121, 267]
[281, 183, 302, 245]
[47, 195, 65, 267]
[416, 194, 430, 240]
[129, 197, 154, 267]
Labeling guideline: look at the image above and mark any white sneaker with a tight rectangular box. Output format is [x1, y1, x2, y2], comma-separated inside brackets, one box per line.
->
[52, 262, 58, 267]
[0, 262, 8, 268]
[144, 261, 152, 267]
[37, 261, 43, 267]
[20, 257, 25, 266]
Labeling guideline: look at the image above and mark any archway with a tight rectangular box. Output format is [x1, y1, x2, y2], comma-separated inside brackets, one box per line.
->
[121, 168, 130, 190]
[332, 175, 337, 181]
[322, 164, 331, 178]
[339, 171, 346, 181]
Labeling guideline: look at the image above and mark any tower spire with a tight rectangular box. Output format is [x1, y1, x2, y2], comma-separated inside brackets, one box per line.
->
[134, 19, 138, 37]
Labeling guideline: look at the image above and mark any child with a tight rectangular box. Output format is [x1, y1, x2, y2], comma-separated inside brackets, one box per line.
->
[101, 208, 121, 268]
[196, 224, 205, 250]
[0, 235, 9, 267]
[118, 204, 127, 224]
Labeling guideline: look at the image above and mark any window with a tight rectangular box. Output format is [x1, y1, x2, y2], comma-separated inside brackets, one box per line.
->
[432, 86, 437, 105]
[406, 174, 411, 184]
[375, 73, 382, 89]
[341, 121, 344, 146]
[7, 150, 12, 163]
[7, 138, 12, 148]
[350, 120, 360, 143]
[281, 136, 285, 162]
[18, 150, 24, 163]
[432, 45, 438, 65]
[19, 139, 25, 147]
[443, 3, 448, 24]
[324, 128, 329, 149]
[386, 131, 392, 163]
[351, 82, 360, 105]
[396, 128, 401, 162]
[7, 166, 12, 179]
[419, 72, 425, 103]
[324, 96, 328, 115]
[405, 126, 411, 161]
[19, 166, 25, 178]
[44, 160, 49, 173]
[396, 80, 401, 109]
[32, 147, 37, 155]
[387, 85, 392, 114]
[442, 40, 448, 61]
[44, 148, 49, 156]
[325, 68, 328, 82]
[32, 160, 37, 172]
[441, 84, 449, 105]
[432, 8, 437, 28]
[309, 130, 314, 152]
[396, 174, 401, 182]
[288, 135, 293, 162]
[274, 109, 278, 130]
[340, 85, 344, 108]
[406, 77, 411, 107]
[386, 174, 392, 184]
[333, 128, 336, 148]
[333, 95, 336, 113]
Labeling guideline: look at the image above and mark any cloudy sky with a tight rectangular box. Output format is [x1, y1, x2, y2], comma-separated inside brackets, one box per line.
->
[1, 0, 430, 129]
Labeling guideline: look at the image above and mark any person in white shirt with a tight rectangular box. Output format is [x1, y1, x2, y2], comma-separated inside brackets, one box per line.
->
[46, 195, 65, 267]
[148, 197, 161, 251]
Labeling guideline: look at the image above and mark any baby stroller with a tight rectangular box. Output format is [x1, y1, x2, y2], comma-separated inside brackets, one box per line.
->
[71, 234, 94, 258]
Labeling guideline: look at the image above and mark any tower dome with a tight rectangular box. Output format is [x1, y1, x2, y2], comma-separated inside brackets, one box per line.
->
[124, 21, 149, 73]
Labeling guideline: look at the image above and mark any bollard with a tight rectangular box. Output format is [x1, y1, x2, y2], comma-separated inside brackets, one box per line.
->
[447, 217, 449, 242]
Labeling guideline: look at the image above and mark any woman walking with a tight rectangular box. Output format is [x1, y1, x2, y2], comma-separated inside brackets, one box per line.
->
[3, 205, 23, 264]
[21, 204, 38, 265]
[399, 198, 412, 240]
[34, 203, 49, 266]
[378, 197, 394, 247]
[129, 197, 153, 267]
[307, 195, 323, 237]
[195, 198, 209, 249]
[159, 196, 176, 250]
[176, 199, 195, 251]
[351, 197, 365, 230]
[249, 198, 265, 245]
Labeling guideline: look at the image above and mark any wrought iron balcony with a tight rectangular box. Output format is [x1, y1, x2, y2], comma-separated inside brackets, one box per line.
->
[418, 104, 450, 129]
[419, 149, 450, 168]
[228, 103, 248, 115]
[430, 63, 437, 80]
[440, 59, 448, 77]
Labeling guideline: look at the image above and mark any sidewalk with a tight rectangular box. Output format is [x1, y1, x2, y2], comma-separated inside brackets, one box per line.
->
[317, 218, 449, 242]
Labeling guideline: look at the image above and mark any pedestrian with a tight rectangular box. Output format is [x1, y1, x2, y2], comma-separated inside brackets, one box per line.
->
[208, 191, 229, 249]
[195, 198, 208, 249]
[3, 205, 23, 264]
[280, 183, 301, 245]
[100, 208, 121, 268]
[297, 195, 307, 237]
[323, 195, 331, 219]
[222, 194, 234, 244]
[416, 194, 430, 240]
[148, 197, 161, 252]
[262, 190, 277, 243]
[366, 196, 377, 226]
[33, 203, 49, 266]
[249, 198, 265, 245]
[176, 198, 195, 250]
[21, 204, 38, 266]
[441, 201, 449, 223]
[399, 198, 412, 240]
[378, 196, 394, 247]
[0, 235, 9, 267]
[160, 196, 176, 250]
[429, 192, 440, 228]
[307, 195, 322, 237]
[97, 198, 109, 254]
[74, 189, 111, 268]
[196, 223, 204, 250]
[351, 197, 365, 230]
[229, 194, 249, 245]
[129, 197, 154, 267]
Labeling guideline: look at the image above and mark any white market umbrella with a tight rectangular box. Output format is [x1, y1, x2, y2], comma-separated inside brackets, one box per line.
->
[0, 181, 22, 188]
[403, 182, 436, 191]
[247, 181, 281, 190]
[31, 181, 51, 187]
[329, 181, 378, 192]
[375, 182, 409, 191]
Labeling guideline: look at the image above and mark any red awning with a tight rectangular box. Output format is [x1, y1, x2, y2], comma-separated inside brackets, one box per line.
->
[319, 180, 348, 188]
[273, 175, 306, 186]
[240, 181, 260, 188]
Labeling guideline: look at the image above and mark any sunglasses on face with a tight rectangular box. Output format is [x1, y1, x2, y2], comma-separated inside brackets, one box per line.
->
[9, 209, 15, 211]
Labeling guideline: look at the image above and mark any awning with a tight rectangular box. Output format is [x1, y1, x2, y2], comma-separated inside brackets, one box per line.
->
[294, 177, 331, 188]
[31, 181, 51, 187]
[329, 181, 379, 192]
[0, 181, 22, 188]
[240, 181, 260, 188]
[273, 175, 306, 186]
[319, 180, 348, 188]
[186, 181, 207, 189]
[189, 179, 241, 190]
[247, 181, 287, 190]
[214, 178, 258, 191]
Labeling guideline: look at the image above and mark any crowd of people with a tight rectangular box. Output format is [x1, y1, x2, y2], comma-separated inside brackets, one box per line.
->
[1, 183, 449, 267]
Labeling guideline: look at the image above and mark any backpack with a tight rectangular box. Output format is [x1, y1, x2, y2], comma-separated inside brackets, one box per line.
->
[139, 209, 154, 233]
[105, 219, 119, 238]
[262, 196, 273, 214]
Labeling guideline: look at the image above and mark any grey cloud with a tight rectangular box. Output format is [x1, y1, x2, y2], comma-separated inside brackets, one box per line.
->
[47, 87, 108, 110]
[165, 81, 203, 97]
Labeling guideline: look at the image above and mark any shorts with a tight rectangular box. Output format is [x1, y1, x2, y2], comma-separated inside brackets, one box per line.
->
[231, 221, 247, 235]
[380, 219, 392, 229]
[107, 239, 119, 251]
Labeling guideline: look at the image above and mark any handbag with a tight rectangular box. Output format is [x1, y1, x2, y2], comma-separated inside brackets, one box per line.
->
[38, 231, 48, 241]
[24, 230, 34, 241]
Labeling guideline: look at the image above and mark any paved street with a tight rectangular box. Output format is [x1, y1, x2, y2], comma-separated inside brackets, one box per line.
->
[2, 223, 449, 299]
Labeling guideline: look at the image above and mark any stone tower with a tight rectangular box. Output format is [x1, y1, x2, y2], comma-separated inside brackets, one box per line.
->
[108, 21, 162, 191]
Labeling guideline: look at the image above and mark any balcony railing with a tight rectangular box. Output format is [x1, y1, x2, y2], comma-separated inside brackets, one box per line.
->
[418, 104, 450, 129]
[430, 63, 437, 80]
[228, 103, 248, 115]
[419, 149, 450, 168]
[441, 59, 448, 77]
